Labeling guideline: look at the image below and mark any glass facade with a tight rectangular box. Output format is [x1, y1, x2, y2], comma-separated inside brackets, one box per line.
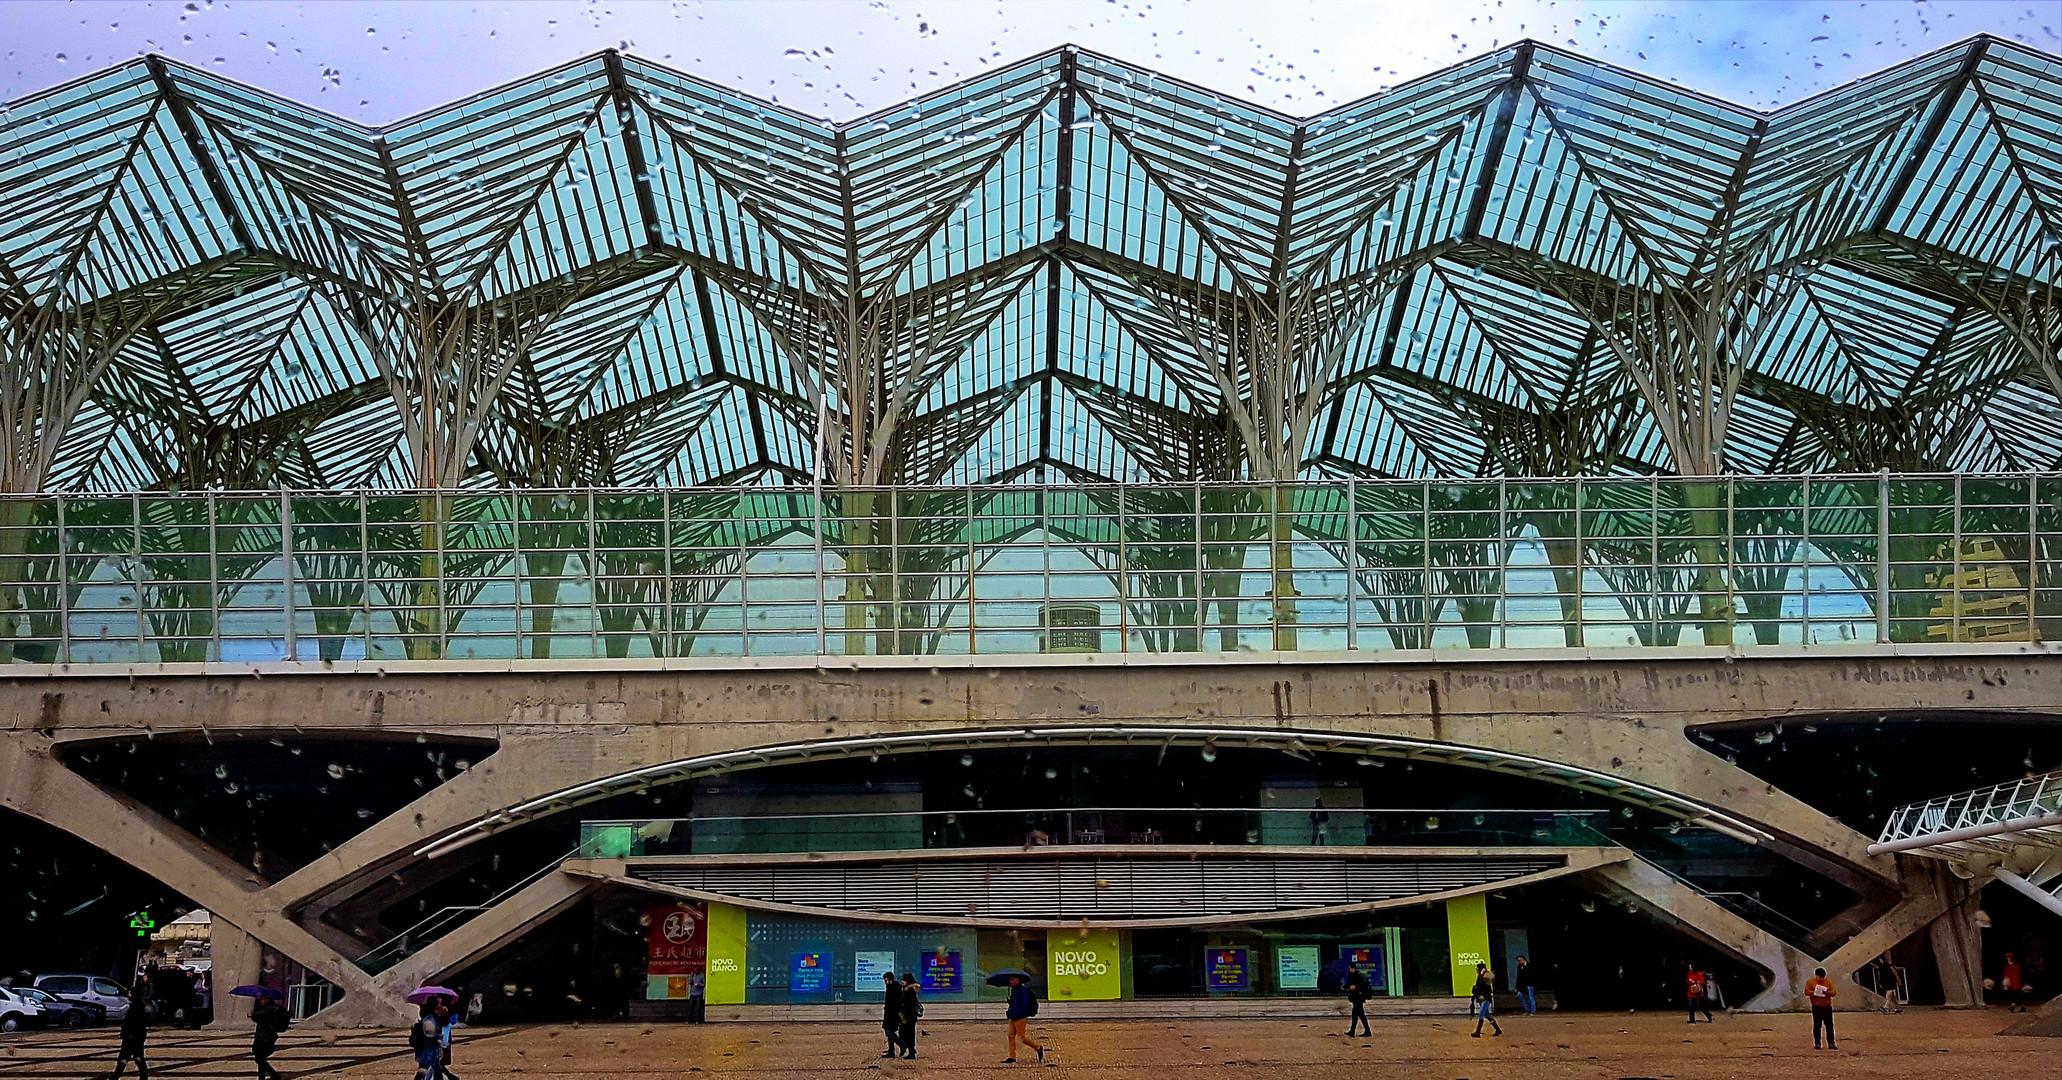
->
[0, 473, 2055, 662]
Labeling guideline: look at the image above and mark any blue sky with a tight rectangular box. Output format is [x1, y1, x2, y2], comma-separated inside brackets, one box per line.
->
[1, 1, 2055, 121]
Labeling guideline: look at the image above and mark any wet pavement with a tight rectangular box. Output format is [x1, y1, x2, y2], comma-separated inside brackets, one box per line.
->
[3, 1010, 2053, 1079]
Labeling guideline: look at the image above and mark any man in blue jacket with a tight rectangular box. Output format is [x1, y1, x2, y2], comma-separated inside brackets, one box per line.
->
[1002, 975, 1044, 1064]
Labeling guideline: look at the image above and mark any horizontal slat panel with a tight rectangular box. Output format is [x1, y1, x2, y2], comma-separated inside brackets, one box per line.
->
[635, 855, 1561, 918]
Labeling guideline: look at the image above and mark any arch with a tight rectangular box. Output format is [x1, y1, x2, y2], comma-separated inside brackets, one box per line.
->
[416, 723, 1774, 859]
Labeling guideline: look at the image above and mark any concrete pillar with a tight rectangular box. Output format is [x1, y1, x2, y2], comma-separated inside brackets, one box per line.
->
[209, 920, 262, 1031]
[1914, 861, 1985, 1008]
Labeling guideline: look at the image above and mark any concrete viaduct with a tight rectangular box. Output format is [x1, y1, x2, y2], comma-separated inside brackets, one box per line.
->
[3, 643, 2057, 1028]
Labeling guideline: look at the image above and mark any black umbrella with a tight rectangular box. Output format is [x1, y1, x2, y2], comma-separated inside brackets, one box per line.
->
[985, 970, 1035, 987]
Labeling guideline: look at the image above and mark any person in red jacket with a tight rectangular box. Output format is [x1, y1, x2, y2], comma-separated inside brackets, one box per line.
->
[2001, 952, 2025, 1012]
[1686, 966, 1713, 1023]
[1803, 968, 1837, 1050]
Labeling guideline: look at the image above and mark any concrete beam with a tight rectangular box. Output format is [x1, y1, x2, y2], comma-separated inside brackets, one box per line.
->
[28, 651, 2029, 895]
[311, 871, 598, 1027]
[0, 735, 414, 1026]
[1587, 858, 1821, 1010]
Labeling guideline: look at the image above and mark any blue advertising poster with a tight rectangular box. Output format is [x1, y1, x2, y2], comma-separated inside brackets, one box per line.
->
[789, 951, 830, 993]
[1339, 944, 1385, 991]
[1205, 947, 1250, 992]
[920, 949, 962, 993]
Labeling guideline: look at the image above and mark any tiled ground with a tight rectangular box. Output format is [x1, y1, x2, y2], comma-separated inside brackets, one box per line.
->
[4, 1010, 2052, 1080]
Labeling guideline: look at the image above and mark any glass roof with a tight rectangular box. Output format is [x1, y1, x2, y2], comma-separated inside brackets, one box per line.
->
[1, 36, 2058, 491]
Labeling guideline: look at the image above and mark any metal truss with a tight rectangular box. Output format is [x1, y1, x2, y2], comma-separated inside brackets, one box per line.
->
[1, 36, 2059, 494]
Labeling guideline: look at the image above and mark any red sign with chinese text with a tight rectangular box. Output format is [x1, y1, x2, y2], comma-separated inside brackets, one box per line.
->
[646, 902, 707, 977]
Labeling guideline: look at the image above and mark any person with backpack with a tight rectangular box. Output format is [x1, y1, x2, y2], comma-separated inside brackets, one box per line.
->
[250, 996, 291, 1080]
[408, 1006, 442, 1080]
[1342, 966, 1372, 1037]
[1002, 974, 1044, 1064]
[1513, 956, 1537, 1015]
[1686, 965, 1713, 1023]
[897, 973, 922, 1060]
[1470, 963, 1501, 1038]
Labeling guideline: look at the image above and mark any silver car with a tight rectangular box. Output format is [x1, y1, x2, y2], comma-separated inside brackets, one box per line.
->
[32, 975, 130, 1022]
[0, 987, 44, 1033]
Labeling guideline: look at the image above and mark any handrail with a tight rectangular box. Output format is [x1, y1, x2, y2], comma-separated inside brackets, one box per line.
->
[357, 841, 584, 970]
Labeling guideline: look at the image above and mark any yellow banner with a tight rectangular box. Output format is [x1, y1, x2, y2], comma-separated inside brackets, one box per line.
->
[1048, 927, 1121, 1001]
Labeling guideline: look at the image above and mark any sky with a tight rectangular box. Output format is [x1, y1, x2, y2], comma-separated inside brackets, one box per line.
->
[0, 0, 2056, 123]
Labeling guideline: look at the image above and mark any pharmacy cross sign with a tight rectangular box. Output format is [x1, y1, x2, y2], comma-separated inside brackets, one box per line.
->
[128, 912, 155, 938]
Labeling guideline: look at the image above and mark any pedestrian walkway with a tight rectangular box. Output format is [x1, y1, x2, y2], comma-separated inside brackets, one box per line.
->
[7, 1011, 2036, 1080]
[0, 1028, 504, 1080]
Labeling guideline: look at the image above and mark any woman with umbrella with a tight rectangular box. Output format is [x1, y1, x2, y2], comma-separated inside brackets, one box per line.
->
[230, 986, 290, 1080]
[988, 972, 1044, 1064]
[405, 988, 460, 1080]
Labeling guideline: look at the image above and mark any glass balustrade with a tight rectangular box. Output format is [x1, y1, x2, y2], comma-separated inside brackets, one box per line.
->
[575, 807, 1645, 858]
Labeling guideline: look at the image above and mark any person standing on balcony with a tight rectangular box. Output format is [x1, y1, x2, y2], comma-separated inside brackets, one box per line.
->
[1804, 967, 1837, 1049]
[1513, 956, 1536, 1015]
[879, 973, 901, 1058]
[1310, 799, 1330, 846]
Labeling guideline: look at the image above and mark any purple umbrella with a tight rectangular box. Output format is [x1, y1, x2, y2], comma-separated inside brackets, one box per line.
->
[229, 985, 283, 999]
[404, 986, 459, 1004]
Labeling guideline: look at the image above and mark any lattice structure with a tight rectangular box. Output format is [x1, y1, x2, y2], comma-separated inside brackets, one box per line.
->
[2, 37, 2059, 493]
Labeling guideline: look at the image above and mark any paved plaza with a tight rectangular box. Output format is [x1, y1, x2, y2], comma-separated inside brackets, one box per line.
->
[2, 1011, 2057, 1080]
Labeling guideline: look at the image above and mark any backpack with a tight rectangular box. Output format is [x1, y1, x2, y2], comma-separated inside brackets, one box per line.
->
[1023, 988, 1039, 1017]
[408, 1016, 437, 1050]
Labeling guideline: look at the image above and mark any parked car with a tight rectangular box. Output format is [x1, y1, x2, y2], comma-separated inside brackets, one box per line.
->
[32, 975, 130, 1022]
[13, 988, 99, 1028]
[0, 987, 44, 1032]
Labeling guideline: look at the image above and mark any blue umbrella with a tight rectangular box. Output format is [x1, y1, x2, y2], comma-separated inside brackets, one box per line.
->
[985, 970, 1035, 987]
[229, 985, 283, 999]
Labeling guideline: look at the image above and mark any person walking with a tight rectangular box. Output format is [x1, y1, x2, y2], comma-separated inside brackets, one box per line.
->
[1470, 963, 1501, 1038]
[897, 973, 922, 1060]
[1001, 974, 1044, 1064]
[107, 987, 152, 1080]
[1686, 966, 1713, 1023]
[408, 1005, 441, 1080]
[1513, 956, 1536, 1016]
[1342, 966, 1372, 1037]
[1804, 967, 1837, 1049]
[2002, 952, 2025, 1012]
[1878, 959, 1902, 1014]
[879, 973, 902, 1058]
[685, 970, 706, 1024]
[250, 995, 291, 1080]
[434, 1002, 460, 1080]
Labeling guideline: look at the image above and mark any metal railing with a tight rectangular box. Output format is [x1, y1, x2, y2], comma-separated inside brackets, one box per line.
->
[0, 472, 2052, 664]
[576, 807, 1627, 858]
[357, 842, 584, 974]
[1875, 770, 2062, 851]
